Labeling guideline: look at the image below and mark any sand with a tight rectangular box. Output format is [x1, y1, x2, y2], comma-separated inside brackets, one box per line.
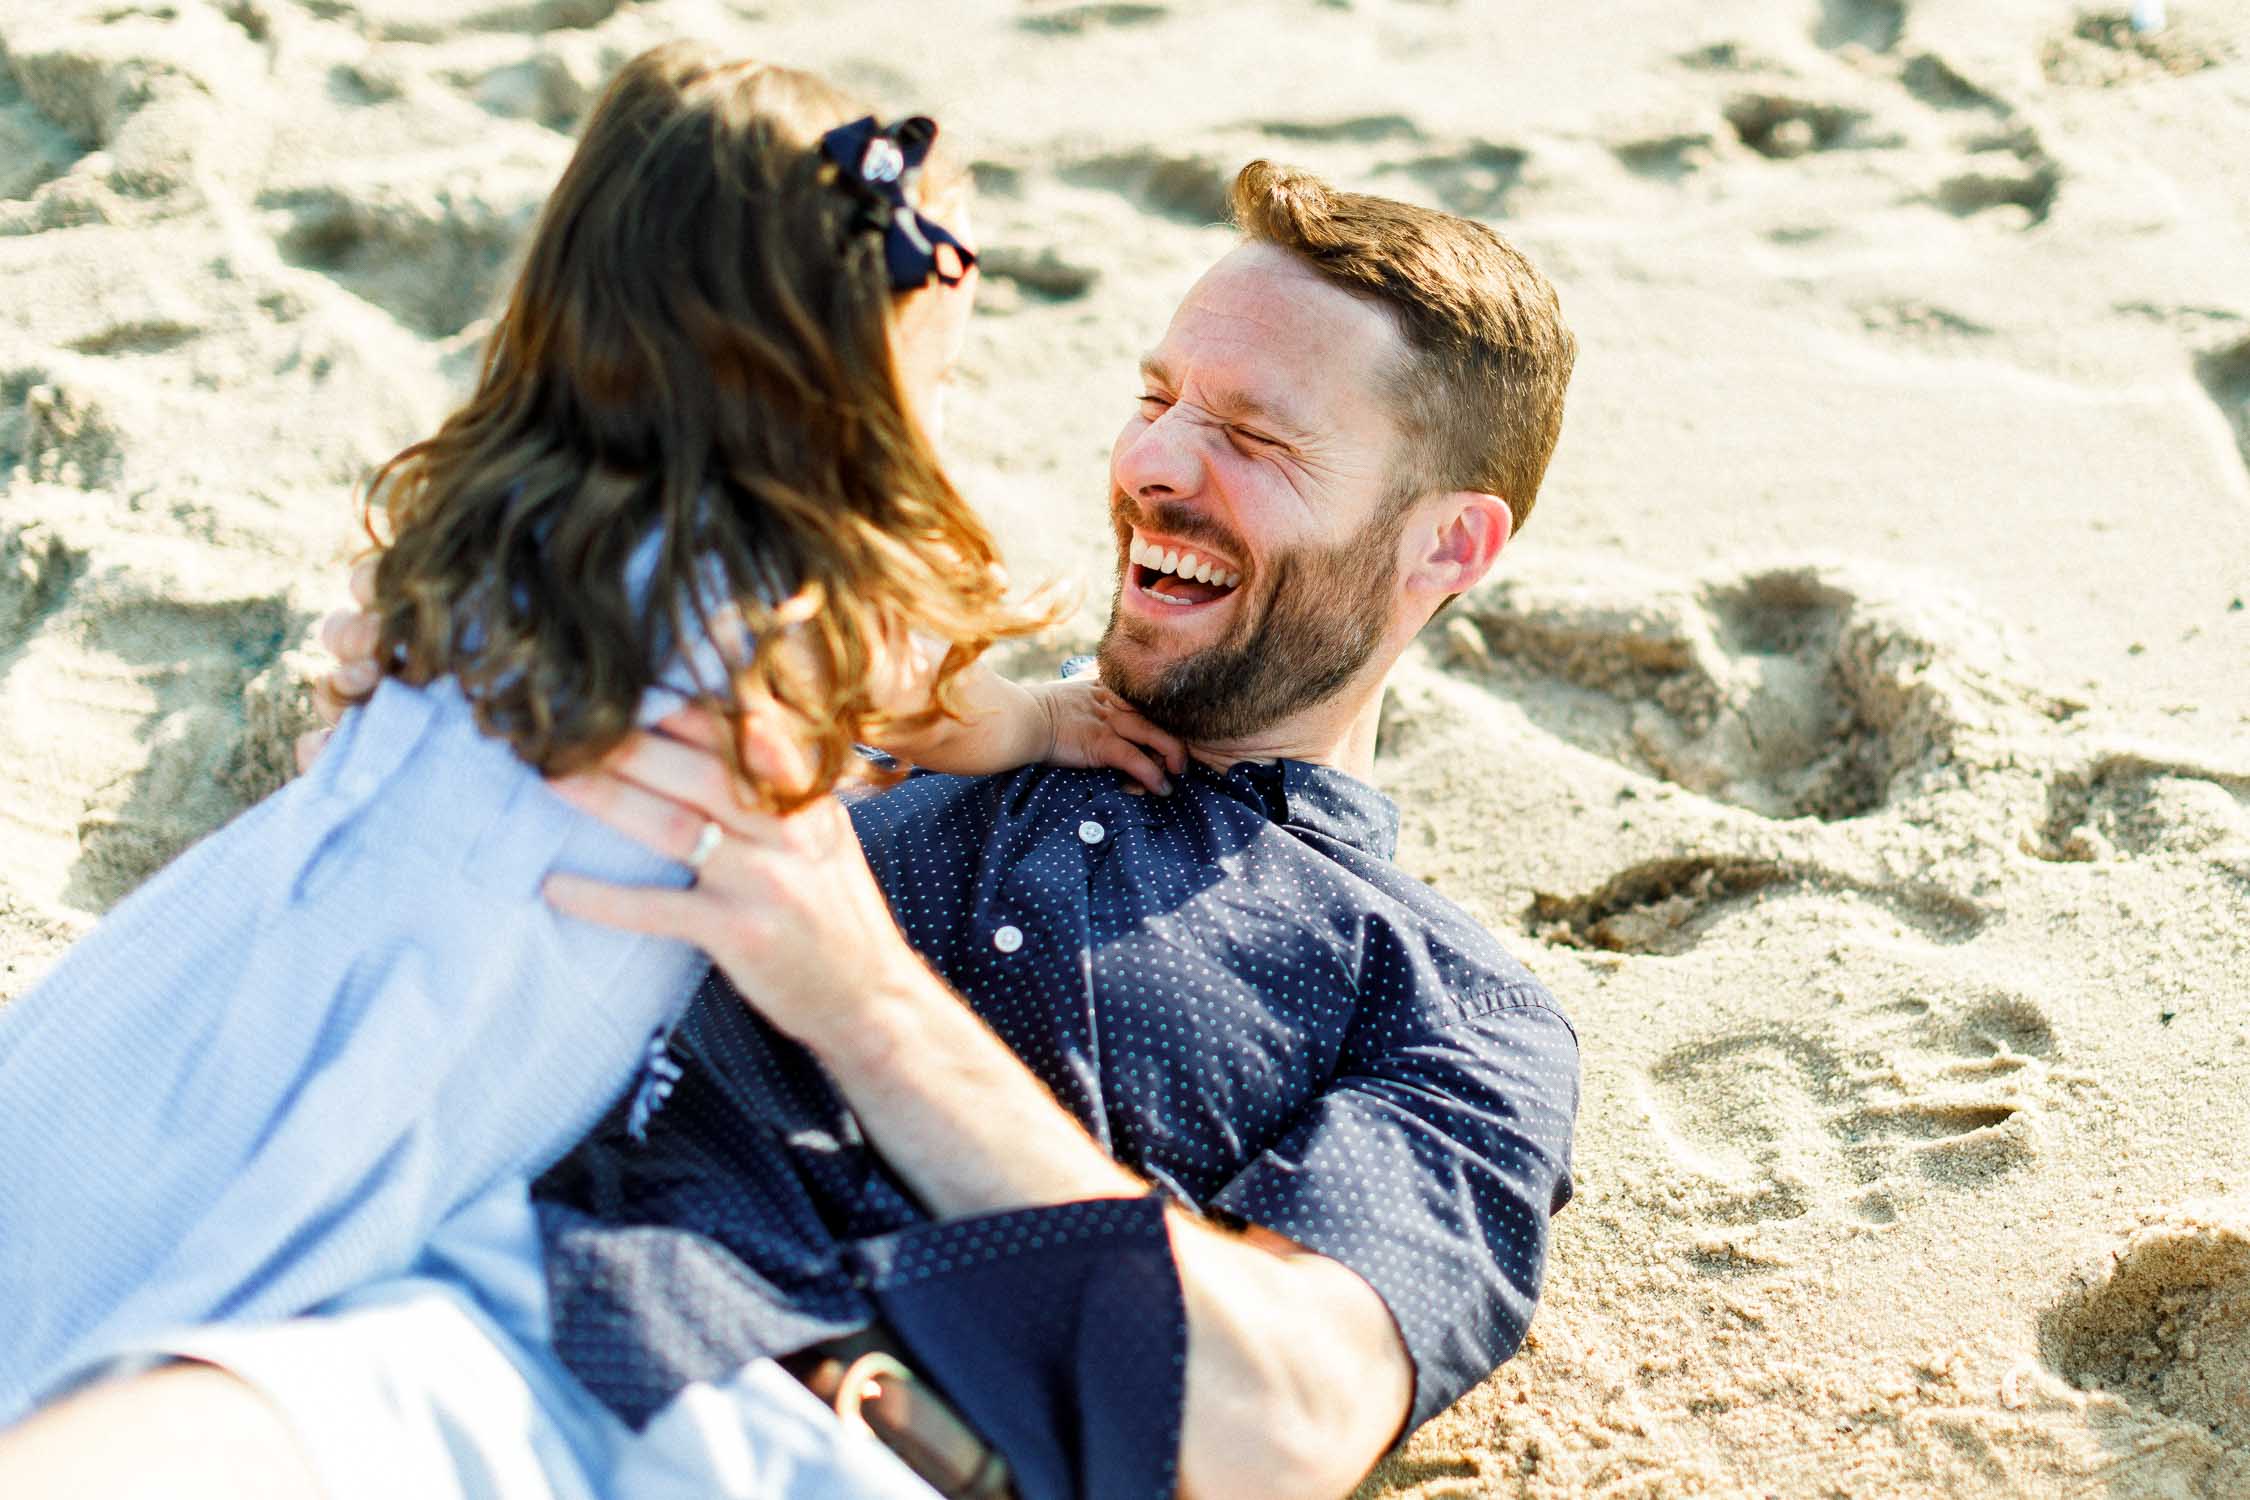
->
[2, 0, 2246, 1494]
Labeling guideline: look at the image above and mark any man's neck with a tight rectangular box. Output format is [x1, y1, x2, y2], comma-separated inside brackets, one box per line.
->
[1184, 682, 1384, 783]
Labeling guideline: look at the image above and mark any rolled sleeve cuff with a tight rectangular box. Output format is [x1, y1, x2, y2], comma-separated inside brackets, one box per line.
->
[849, 1191, 1186, 1500]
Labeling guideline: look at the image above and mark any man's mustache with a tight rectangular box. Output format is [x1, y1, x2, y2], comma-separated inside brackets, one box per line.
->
[1111, 494, 1252, 570]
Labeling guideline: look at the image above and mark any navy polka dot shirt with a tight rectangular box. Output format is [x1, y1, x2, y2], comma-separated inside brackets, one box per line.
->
[533, 756, 1579, 1467]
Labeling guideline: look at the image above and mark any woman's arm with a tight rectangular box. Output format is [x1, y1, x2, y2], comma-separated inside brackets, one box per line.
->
[296, 572, 1185, 795]
[873, 663, 1185, 794]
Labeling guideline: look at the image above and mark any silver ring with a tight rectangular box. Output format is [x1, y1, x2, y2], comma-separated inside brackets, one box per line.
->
[685, 820, 725, 874]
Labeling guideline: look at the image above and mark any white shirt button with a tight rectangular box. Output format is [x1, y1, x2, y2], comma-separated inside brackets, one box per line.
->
[1078, 820, 1106, 845]
[992, 924, 1023, 953]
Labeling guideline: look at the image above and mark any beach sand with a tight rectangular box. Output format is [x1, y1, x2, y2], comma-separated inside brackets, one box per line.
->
[2, 0, 2247, 1494]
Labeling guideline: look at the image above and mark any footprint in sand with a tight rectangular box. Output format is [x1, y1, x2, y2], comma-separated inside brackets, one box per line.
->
[1524, 854, 1985, 957]
[1373, 141, 1526, 219]
[1645, 1033, 1832, 1225]
[287, 0, 622, 45]
[1609, 131, 1724, 182]
[1252, 114, 1425, 147]
[0, 521, 84, 655]
[1885, 50, 2066, 226]
[2041, 11, 2236, 87]
[1722, 94, 1870, 160]
[2194, 335, 2250, 475]
[1850, 299, 1996, 359]
[0, 66, 85, 203]
[1932, 132, 2061, 225]
[2033, 753, 2250, 863]
[1445, 558, 2058, 824]
[1897, 53, 2007, 114]
[977, 246, 1101, 303]
[2041, 1207, 2250, 1494]
[1016, 3, 1169, 37]
[259, 169, 549, 339]
[2, 372, 126, 490]
[1813, 0, 1905, 55]
[57, 593, 306, 908]
[1684, 29, 2066, 230]
[1641, 988, 2056, 1232]
[0, 6, 272, 213]
[452, 48, 606, 133]
[1057, 147, 1235, 226]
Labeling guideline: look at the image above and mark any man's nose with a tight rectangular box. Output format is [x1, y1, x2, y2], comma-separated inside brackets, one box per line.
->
[1113, 407, 1204, 502]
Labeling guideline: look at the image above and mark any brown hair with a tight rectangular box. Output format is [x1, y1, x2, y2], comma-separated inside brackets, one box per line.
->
[360, 42, 1043, 808]
[1228, 160, 1575, 533]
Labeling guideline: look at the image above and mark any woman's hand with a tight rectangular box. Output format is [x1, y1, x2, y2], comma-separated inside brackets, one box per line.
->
[293, 556, 382, 774]
[541, 707, 926, 1048]
[1026, 678, 1186, 796]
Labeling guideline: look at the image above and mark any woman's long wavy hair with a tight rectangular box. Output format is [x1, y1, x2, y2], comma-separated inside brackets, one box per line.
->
[361, 42, 1046, 809]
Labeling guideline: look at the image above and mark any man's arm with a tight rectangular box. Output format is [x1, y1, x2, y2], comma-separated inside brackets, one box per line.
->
[541, 716, 1413, 1500]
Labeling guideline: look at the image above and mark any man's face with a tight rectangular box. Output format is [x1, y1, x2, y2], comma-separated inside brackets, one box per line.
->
[1097, 244, 1420, 742]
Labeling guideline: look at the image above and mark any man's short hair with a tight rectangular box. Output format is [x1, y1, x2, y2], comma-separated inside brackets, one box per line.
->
[1229, 160, 1576, 534]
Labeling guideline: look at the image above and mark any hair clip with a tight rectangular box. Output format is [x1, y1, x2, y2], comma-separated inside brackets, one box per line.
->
[819, 115, 976, 293]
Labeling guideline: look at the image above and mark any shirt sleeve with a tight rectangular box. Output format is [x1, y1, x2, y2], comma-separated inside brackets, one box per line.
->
[1206, 988, 1579, 1433]
[851, 1192, 1186, 1500]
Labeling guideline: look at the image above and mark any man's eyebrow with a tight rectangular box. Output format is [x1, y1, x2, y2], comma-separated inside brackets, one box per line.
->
[1135, 355, 1309, 437]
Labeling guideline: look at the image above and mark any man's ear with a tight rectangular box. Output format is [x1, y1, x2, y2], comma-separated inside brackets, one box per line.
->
[1408, 491, 1512, 597]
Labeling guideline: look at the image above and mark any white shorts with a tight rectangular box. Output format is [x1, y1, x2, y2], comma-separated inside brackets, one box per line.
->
[82, 1188, 936, 1500]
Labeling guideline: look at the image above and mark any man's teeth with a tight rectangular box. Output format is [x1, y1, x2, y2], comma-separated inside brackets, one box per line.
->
[1128, 538, 1240, 588]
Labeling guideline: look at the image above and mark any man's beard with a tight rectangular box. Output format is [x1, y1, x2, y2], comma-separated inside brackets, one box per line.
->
[1097, 496, 1405, 744]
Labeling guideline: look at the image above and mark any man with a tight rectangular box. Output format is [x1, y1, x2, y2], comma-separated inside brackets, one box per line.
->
[0, 160, 1578, 1500]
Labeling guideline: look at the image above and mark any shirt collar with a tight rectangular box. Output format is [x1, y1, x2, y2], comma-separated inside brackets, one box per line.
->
[1206, 759, 1400, 860]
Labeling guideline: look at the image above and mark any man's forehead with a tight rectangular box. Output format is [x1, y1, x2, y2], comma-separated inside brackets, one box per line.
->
[1143, 245, 1405, 429]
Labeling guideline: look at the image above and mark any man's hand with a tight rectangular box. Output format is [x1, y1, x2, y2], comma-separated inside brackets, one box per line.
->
[293, 556, 381, 774]
[1025, 677, 1185, 796]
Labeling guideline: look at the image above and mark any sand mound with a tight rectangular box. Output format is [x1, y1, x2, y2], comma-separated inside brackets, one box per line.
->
[2037, 1205, 2250, 1497]
[1444, 556, 2060, 823]
[2046, 1207, 2250, 1443]
[2035, 750, 2250, 862]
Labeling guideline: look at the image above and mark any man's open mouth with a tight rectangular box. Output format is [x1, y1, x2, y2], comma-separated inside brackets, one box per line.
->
[1127, 532, 1242, 608]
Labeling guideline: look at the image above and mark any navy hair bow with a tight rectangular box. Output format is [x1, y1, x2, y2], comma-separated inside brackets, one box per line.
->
[819, 115, 976, 293]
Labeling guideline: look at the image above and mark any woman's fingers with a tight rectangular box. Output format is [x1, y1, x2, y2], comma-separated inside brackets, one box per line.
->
[542, 871, 700, 943]
[319, 606, 380, 669]
[293, 726, 333, 776]
[651, 705, 729, 752]
[1095, 689, 1187, 775]
[735, 698, 817, 796]
[310, 661, 375, 730]
[601, 728, 754, 820]
[549, 768, 717, 863]
[652, 703, 815, 806]
[1094, 734, 1172, 796]
[314, 606, 380, 726]
[348, 555, 379, 610]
